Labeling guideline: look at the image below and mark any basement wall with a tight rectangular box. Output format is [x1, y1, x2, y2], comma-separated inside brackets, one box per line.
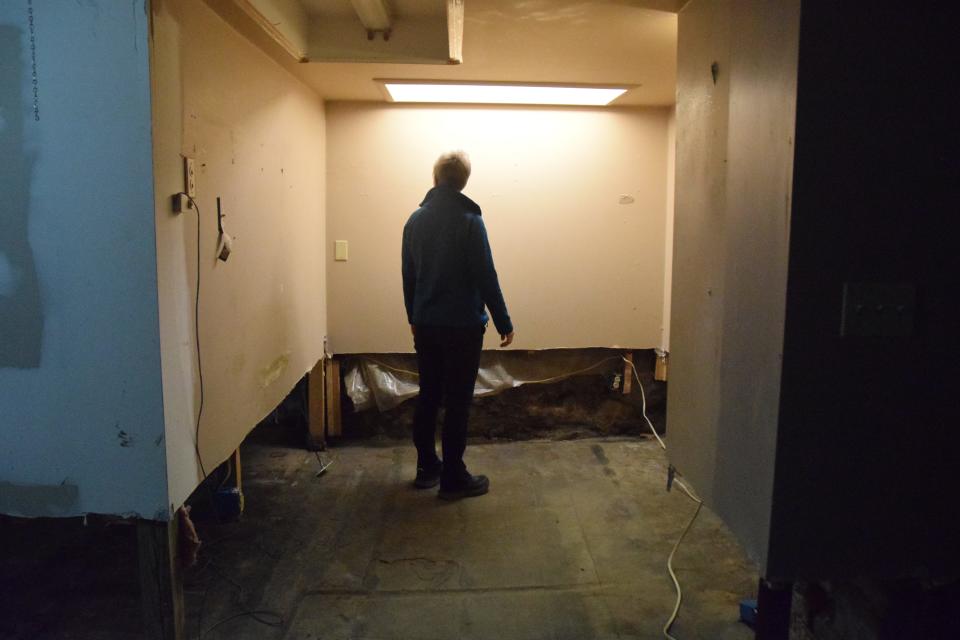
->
[150, 0, 327, 510]
[0, 4, 167, 518]
[325, 103, 671, 354]
[668, 0, 800, 572]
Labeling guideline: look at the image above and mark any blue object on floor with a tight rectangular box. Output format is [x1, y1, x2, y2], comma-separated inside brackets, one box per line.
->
[739, 598, 758, 627]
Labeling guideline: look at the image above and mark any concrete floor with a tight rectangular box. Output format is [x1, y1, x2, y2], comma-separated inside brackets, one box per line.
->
[190, 433, 758, 640]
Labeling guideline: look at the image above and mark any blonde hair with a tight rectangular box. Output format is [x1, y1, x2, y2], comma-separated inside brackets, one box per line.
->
[433, 151, 471, 191]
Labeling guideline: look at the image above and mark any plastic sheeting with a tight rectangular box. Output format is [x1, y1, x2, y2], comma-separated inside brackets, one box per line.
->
[343, 349, 631, 412]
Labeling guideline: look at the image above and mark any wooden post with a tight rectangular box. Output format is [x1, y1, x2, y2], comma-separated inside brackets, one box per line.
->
[325, 357, 342, 438]
[306, 358, 326, 450]
[622, 351, 634, 395]
[232, 447, 242, 494]
[655, 351, 669, 381]
[231, 447, 244, 515]
[137, 518, 184, 640]
[447, 0, 465, 63]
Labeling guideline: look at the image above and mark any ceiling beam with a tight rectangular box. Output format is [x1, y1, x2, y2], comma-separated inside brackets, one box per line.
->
[229, 0, 307, 61]
[447, 0, 464, 64]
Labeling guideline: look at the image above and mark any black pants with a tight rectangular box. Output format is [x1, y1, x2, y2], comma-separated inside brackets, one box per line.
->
[412, 325, 484, 482]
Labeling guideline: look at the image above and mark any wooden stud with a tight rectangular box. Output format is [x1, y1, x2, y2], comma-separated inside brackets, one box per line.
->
[307, 358, 326, 450]
[447, 0, 465, 64]
[325, 358, 342, 438]
[231, 447, 245, 514]
[232, 447, 242, 494]
[655, 351, 669, 381]
[137, 518, 184, 640]
[622, 351, 634, 395]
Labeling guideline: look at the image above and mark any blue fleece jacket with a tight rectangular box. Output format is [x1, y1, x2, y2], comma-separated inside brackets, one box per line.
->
[402, 186, 513, 336]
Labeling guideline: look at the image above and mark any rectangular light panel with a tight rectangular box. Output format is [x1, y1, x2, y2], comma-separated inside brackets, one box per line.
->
[381, 82, 629, 106]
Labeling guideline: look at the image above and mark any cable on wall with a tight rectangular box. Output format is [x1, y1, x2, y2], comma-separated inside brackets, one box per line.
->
[177, 192, 208, 480]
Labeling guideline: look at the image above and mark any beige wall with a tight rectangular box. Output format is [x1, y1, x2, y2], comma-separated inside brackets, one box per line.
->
[662, 108, 677, 350]
[150, 0, 327, 509]
[325, 103, 671, 354]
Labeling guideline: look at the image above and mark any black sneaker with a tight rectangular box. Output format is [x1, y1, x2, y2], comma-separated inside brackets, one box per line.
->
[438, 473, 489, 500]
[414, 460, 442, 489]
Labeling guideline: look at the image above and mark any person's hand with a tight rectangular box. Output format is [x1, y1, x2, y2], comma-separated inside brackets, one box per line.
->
[500, 331, 514, 348]
[410, 325, 416, 337]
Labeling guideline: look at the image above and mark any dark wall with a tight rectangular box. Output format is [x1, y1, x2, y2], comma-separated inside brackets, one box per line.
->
[0, 25, 43, 368]
[768, 3, 959, 580]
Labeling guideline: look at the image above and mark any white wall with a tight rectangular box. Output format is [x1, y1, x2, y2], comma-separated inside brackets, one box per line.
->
[662, 108, 676, 350]
[325, 103, 671, 354]
[0, 3, 167, 518]
[150, 0, 327, 510]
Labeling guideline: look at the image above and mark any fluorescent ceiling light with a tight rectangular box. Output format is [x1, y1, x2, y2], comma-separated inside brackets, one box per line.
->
[381, 82, 630, 106]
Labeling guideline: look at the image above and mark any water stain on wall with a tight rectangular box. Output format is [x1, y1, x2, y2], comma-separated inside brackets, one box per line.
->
[0, 26, 43, 368]
[260, 352, 290, 389]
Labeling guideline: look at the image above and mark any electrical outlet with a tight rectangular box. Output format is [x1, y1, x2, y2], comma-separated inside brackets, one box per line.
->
[184, 157, 196, 206]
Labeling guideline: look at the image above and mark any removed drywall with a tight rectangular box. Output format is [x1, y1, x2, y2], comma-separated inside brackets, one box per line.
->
[342, 350, 666, 443]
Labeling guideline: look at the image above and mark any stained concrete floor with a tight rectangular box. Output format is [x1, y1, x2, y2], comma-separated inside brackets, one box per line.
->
[188, 432, 758, 640]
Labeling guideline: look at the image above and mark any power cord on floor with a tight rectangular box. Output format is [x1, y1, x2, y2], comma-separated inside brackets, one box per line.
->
[622, 356, 704, 640]
[664, 498, 703, 640]
[195, 546, 285, 639]
[201, 610, 283, 638]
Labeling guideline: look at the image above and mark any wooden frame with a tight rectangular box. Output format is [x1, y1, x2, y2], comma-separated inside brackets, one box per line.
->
[230, 0, 308, 62]
[325, 358, 342, 438]
[138, 519, 184, 640]
[307, 356, 342, 448]
[307, 358, 326, 449]
[622, 351, 634, 395]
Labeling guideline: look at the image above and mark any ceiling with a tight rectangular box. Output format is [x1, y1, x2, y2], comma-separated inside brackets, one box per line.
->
[219, 0, 680, 106]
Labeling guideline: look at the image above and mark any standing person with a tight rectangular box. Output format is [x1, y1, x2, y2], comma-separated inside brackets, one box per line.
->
[401, 151, 515, 500]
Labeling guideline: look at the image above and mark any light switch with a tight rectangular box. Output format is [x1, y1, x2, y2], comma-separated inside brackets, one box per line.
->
[335, 240, 348, 261]
[840, 283, 915, 337]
